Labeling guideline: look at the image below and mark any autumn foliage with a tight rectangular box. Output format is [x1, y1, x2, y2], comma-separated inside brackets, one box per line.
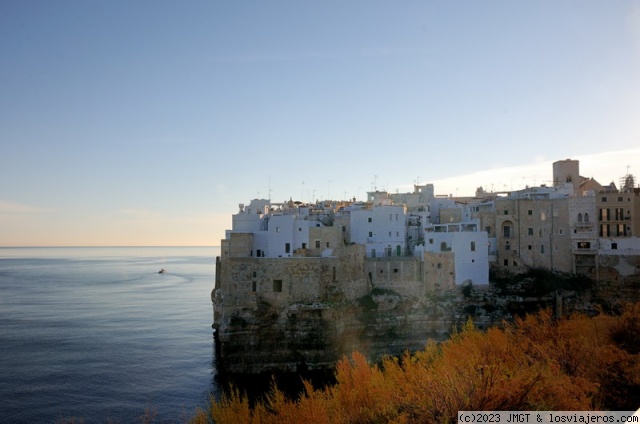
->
[193, 303, 640, 424]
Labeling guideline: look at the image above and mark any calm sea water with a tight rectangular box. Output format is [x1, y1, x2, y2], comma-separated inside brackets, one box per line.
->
[0, 247, 220, 423]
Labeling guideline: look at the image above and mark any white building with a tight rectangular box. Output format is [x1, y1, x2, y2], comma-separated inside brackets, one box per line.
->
[417, 221, 490, 285]
[350, 204, 407, 257]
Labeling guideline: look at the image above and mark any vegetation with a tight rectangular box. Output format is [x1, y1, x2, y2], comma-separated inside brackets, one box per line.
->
[193, 302, 640, 424]
[461, 282, 473, 298]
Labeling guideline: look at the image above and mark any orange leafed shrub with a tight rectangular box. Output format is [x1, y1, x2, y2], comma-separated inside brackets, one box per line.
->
[199, 303, 640, 424]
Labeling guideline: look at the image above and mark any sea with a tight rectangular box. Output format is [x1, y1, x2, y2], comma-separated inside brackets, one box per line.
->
[0, 246, 221, 423]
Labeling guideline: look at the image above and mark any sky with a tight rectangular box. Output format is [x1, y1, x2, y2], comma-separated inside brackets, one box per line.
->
[1, 1, 639, 247]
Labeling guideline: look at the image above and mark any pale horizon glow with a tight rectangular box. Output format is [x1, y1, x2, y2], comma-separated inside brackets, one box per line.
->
[1, 2, 639, 247]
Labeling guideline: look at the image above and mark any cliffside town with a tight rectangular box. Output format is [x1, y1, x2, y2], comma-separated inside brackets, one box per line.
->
[212, 159, 640, 374]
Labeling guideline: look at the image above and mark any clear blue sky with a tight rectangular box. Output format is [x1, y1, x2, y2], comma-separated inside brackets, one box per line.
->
[1, 1, 639, 246]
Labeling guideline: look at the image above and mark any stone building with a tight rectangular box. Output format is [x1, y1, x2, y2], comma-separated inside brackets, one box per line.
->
[569, 194, 598, 275]
[494, 186, 573, 273]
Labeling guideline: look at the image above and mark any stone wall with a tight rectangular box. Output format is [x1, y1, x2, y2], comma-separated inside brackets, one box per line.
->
[214, 235, 638, 375]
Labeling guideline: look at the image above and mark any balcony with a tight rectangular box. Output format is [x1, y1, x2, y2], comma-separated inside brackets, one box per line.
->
[572, 248, 597, 255]
[574, 222, 594, 228]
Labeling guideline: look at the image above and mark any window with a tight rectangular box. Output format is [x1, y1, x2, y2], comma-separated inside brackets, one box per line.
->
[618, 196, 623, 202]
[600, 208, 610, 221]
[528, 228, 534, 236]
[504, 210, 509, 215]
[577, 242, 591, 249]
[504, 259, 509, 266]
[437, 263, 442, 269]
[584, 213, 590, 222]
[393, 268, 398, 273]
[273, 280, 282, 292]
[429, 238, 433, 244]
[298, 227, 302, 232]
[389, 231, 392, 237]
[302, 243, 306, 249]
[315, 240, 321, 248]
[252, 271, 257, 278]
[285, 243, 290, 253]
[276, 227, 280, 233]
[540, 245, 545, 254]
[368, 231, 373, 237]
[371, 249, 376, 258]
[559, 229, 563, 235]
[485, 226, 491, 234]
[600, 224, 609, 237]
[615, 208, 624, 220]
[505, 241, 511, 251]
[503, 225, 511, 238]
[528, 210, 533, 216]
[612, 242, 618, 250]
[540, 211, 547, 221]
[368, 217, 372, 223]
[326, 242, 330, 248]
[578, 213, 583, 222]
[395, 214, 399, 221]
[470, 241, 476, 252]
[602, 196, 607, 202]
[252, 281, 257, 292]
[528, 245, 532, 250]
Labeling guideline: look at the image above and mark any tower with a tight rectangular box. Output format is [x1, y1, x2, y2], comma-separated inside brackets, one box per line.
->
[553, 159, 580, 194]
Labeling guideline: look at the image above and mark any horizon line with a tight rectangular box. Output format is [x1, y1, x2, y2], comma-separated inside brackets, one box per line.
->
[0, 245, 221, 248]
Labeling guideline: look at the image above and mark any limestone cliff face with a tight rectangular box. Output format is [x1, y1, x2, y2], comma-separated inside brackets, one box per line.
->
[213, 275, 506, 375]
[213, 241, 639, 375]
[213, 293, 457, 374]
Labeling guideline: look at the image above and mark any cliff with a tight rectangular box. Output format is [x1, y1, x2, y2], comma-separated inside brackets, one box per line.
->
[212, 241, 639, 375]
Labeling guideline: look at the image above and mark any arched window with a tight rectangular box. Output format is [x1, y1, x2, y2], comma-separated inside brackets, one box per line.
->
[578, 213, 583, 222]
[584, 213, 590, 222]
[502, 221, 513, 238]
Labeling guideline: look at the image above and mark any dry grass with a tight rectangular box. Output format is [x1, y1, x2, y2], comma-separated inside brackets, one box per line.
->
[196, 302, 640, 424]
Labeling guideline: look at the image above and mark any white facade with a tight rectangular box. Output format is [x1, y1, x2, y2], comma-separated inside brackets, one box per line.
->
[227, 199, 331, 258]
[419, 222, 489, 284]
[599, 236, 640, 255]
[350, 204, 407, 257]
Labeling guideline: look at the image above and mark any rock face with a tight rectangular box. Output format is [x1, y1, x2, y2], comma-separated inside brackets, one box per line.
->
[212, 244, 639, 375]
[213, 290, 461, 374]
[213, 244, 502, 375]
